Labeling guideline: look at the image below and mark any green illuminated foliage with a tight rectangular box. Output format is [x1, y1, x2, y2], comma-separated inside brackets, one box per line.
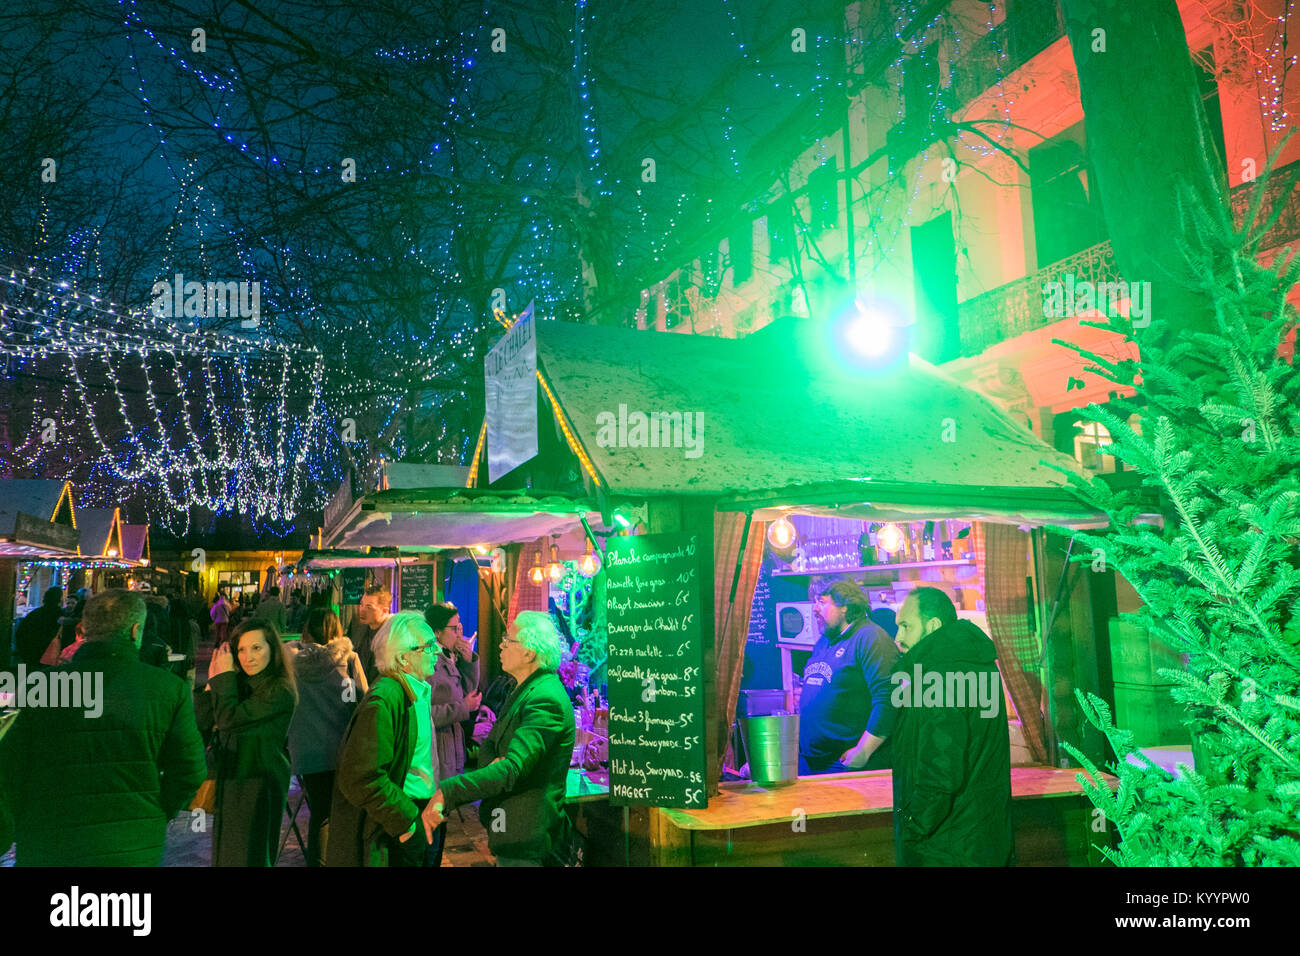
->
[1050, 153, 1300, 866]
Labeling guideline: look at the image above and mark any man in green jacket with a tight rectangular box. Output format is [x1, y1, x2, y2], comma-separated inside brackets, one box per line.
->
[423, 611, 575, 866]
[0, 589, 207, 865]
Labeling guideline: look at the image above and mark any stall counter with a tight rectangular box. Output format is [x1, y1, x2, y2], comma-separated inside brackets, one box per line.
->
[641, 766, 1115, 866]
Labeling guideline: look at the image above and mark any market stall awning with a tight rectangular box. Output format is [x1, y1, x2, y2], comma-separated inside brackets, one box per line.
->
[0, 509, 80, 558]
[297, 548, 432, 569]
[324, 488, 600, 549]
[0, 480, 80, 557]
[533, 318, 1106, 528]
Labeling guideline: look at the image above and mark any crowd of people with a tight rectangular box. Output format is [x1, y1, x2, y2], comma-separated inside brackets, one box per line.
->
[0, 585, 577, 868]
[13, 584, 203, 684]
[4, 572, 1014, 869]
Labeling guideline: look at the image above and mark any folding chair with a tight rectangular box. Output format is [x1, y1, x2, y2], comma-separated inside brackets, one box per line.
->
[276, 774, 309, 864]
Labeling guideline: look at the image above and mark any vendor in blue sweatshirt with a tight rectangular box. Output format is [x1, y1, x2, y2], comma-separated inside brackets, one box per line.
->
[798, 581, 899, 774]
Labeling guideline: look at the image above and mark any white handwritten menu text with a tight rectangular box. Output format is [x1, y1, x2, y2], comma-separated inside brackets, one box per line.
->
[605, 532, 707, 808]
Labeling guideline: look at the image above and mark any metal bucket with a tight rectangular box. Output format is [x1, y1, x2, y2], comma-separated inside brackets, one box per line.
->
[742, 713, 800, 787]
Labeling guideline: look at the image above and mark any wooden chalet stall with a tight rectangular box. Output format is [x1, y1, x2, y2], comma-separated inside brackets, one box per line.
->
[294, 547, 442, 637]
[523, 318, 1116, 865]
[319, 480, 614, 810]
[325, 316, 1119, 865]
[0, 480, 81, 669]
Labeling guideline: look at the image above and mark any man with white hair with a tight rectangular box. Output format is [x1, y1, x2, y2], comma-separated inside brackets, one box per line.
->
[327, 611, 439, 867]
[423, 611, 576, 866]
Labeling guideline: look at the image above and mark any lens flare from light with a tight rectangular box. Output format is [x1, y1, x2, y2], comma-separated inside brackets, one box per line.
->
[844, 308, 894, 358]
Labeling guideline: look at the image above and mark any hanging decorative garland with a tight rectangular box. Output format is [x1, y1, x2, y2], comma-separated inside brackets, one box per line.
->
[2, 267, 334, 533]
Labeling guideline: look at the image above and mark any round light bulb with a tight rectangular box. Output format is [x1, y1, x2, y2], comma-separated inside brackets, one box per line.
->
[877, 523, 905, 554]
[767, 517, 796, 549]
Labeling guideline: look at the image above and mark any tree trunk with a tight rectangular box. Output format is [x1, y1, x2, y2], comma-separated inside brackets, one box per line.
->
[1060, 0, 1226, 348]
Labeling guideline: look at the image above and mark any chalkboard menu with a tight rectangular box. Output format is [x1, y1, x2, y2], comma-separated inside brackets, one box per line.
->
[605, 531, 707, 809]
[341, 567, 367, 605]
[747, 557, 775, 650]
[399, 564, 435, 612]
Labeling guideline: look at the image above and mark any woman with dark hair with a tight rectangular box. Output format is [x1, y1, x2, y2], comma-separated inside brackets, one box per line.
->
[196, 618, 297, 866]
[284, 608, 368, 866]
[422, 601, 481, 865]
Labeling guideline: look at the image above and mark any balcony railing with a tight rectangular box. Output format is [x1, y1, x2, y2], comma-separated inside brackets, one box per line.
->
[1231, 158, 1300, 253]
[956, 160, 1300, 357]
[957, 240, 1120, 357]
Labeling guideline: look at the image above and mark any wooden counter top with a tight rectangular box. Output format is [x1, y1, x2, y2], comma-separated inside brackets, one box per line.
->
[659, 766, 1113, 831]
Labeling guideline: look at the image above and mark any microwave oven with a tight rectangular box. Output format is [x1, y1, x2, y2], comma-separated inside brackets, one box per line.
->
[775, 601, 819, 646]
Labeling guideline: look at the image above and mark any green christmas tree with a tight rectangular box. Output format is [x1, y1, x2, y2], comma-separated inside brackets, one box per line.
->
[1048, 153, 1300, 866]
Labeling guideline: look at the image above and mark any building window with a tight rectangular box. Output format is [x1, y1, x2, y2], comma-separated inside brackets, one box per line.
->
[1192, 45, 1227, 177]
[1029, 121, 1107, 267]
[767, 204, 795, 263]
[217, 570, 260, 599]
[903, 48, 942, 125]
[1073, 419, 1117, 474]
[700, 251, 719, 291]
[808, 164, 839, 232]
[730, 221, 753, 286]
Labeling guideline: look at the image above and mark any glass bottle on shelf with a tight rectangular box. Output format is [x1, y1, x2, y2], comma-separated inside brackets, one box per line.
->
[858, 522, 876, 568]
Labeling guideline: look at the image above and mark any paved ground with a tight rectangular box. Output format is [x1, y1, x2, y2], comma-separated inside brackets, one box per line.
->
[155, 777, 495, 867]
[3, 636, 497, 868]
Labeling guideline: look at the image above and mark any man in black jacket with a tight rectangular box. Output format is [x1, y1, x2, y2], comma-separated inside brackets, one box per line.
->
[14, 587, 64, 667]
[0, 589, 206, 865]
[891, 587, 1014, 866]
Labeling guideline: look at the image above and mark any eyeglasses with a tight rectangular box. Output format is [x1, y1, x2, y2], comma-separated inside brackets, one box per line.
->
[445, 624, 463, 632]
[408, 641, 438, 655]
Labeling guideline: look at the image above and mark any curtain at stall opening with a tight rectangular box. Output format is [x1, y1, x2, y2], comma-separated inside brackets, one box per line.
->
[709, 511, 767, 796]
[509, 536, 550, 621]
[978, 521, 1049, 764]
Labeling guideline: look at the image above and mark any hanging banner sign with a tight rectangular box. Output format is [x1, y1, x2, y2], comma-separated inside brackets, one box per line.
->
[485, 301, 538, 483]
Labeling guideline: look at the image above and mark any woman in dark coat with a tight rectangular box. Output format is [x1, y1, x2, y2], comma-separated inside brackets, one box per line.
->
[423, 602, 481, 866]
[196, 618, 296, 866]
[284, 608, 367, 866]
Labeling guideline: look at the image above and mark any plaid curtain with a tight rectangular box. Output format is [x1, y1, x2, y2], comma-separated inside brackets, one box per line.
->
[708, 512, 767, 795]
[509, 537, 550, 620]
[979, 521, 1049, 764]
